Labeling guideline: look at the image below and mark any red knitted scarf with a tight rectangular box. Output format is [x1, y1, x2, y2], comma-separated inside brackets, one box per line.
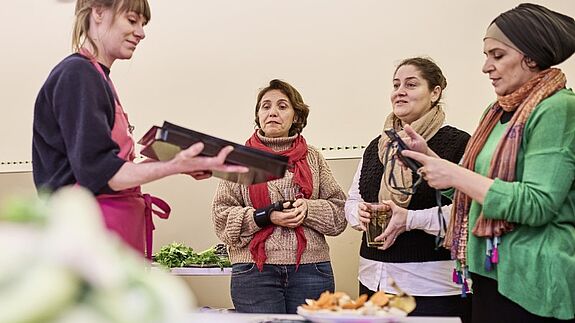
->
[247, 131, 312, 271]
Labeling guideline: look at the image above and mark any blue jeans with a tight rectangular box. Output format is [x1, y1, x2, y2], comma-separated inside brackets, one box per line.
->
[230, 262, 335, 314]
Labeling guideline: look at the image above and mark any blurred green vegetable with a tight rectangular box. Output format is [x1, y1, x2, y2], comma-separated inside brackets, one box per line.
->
[0, 195, 48, 224]
[0, 187, 195, 323]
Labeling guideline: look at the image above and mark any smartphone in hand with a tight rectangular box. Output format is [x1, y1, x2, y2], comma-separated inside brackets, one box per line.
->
[384, 129, 423, 172]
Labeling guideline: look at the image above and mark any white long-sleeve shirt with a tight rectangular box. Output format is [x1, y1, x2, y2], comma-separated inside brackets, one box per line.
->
[345, 157, 461, 296]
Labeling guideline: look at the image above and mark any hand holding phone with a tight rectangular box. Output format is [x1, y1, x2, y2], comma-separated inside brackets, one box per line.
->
[384, 129, 423, 173]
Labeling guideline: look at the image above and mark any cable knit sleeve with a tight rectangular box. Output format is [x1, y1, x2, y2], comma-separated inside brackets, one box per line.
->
[303, 147, 348, 236]
[211, 179, 261, 248]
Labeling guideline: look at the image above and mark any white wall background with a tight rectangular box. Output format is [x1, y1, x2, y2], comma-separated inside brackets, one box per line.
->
[1, 1, 575, 307]
[1, 0, 575, 170]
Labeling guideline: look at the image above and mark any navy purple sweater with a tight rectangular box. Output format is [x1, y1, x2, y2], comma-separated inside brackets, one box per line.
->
[33, 54, 126, 195]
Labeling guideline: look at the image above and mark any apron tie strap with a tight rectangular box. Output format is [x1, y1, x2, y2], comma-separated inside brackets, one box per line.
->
[143, 194, 171, 259]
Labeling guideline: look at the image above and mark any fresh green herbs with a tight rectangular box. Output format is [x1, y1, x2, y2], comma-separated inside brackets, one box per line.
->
[153, 243, 195, 268]
[183, 248, 231, 268]
[154, 243, 231, 269]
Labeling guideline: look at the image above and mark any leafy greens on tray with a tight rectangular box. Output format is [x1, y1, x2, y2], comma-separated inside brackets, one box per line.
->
[154, 243, 231, 269]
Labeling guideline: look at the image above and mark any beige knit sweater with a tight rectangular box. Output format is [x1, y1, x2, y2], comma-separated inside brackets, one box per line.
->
[211, 134, 347, 265]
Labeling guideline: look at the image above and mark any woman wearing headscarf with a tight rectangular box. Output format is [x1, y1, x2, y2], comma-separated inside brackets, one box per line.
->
[212, 79, 347, 314]
[402, 3, 575, 322]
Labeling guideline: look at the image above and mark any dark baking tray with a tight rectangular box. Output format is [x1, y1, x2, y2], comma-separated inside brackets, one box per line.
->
[138, 121, 289, 185]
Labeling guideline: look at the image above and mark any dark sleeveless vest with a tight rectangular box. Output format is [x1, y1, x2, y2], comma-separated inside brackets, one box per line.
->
[359, 125, 470, 263]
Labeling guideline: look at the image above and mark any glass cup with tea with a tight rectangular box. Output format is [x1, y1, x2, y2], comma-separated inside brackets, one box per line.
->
[283, 184, 302, 209]
[365, 202, 392, 248]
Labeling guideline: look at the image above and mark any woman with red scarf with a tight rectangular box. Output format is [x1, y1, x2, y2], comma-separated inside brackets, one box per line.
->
[212, 79, 347, 314]
[401, 3, 575, 322]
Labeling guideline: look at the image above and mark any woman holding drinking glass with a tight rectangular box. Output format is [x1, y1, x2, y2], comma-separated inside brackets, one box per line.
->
[212, 79, 347, 314]
[344, 57, 471, 322]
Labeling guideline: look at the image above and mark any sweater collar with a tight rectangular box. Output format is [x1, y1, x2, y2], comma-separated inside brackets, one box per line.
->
[256, 131, 298, 152]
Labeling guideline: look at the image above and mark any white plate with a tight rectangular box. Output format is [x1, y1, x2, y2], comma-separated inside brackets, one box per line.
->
[297, 308, 404, 323]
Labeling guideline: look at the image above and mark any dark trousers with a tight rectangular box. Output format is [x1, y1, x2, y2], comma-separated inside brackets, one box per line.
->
[471, 273, 574, 323]
[360, 281, 472, 323]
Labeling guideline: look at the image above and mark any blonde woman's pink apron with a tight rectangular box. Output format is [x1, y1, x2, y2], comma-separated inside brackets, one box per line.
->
[80, 49, 170, 259]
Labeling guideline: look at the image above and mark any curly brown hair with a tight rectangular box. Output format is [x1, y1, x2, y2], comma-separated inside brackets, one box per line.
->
[254, 79, 310, 136]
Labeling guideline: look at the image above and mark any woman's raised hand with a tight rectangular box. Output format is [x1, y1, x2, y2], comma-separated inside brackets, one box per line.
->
[403, 125, 434, 156]
[401, 150, 458, 189]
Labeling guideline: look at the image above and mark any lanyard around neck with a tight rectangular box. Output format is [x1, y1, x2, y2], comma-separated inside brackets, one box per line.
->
[78, 48, 121, 106]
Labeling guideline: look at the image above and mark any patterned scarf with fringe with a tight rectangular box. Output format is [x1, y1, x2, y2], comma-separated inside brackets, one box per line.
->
[445, 68, 566, 276]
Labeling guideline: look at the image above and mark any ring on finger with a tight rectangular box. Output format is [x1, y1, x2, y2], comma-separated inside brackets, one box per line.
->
[417, 167, 426, 176]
